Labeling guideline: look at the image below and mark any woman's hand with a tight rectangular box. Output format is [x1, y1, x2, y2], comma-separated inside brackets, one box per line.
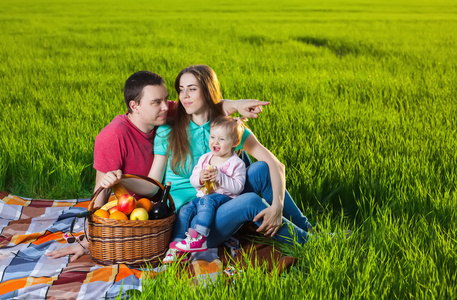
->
[223, 99, 270, 118]
[253, 204, 283, 237]
[46, 240, 89, 262]
[99, 170, 123, 188]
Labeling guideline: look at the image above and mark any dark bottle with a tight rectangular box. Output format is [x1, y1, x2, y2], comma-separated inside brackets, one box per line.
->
[150, 181, 173, 220]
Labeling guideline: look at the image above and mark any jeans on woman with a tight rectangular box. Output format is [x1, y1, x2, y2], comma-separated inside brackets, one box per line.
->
[171, 161, 313, 246]
[243, 161, 313, 232]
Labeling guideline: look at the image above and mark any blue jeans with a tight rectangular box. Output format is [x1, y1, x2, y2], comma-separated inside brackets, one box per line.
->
[243, 161, 313, 232]
[172, 161, 313, 246]
[192, 193, 231, 237]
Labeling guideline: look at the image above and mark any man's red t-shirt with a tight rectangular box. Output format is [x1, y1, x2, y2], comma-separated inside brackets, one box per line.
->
[93, 101, 175, 176]
[93, 114, 157, 176]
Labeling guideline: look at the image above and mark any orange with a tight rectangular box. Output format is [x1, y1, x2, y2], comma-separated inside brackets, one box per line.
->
[136, 198, 153, 212]
[109, 211, 128, 220]
[94, 209, 110, 218]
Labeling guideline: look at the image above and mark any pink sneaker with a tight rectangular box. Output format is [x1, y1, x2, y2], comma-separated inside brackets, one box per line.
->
[162, 242, 189, 264]
[175, 228, 207, 252]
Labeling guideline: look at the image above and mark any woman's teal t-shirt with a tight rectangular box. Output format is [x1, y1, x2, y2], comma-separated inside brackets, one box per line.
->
[154, 120, 251, 210]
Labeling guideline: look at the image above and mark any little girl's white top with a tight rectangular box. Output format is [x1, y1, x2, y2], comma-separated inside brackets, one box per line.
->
[189, 152, 246, 198]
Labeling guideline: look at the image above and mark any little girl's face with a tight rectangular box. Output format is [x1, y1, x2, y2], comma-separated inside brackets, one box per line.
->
[209, 126, 234, 159]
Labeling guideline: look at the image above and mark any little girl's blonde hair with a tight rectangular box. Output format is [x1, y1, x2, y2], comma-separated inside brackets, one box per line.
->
[210, 116, 247, 148]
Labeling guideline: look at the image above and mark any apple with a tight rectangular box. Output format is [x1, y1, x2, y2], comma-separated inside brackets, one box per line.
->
[129, 208, 149, 221]
[108, 206, 119, 214]
[117, 194, 136, 215]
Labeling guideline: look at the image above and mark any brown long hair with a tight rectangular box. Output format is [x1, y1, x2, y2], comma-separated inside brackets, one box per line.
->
[169, 65, 224, 175]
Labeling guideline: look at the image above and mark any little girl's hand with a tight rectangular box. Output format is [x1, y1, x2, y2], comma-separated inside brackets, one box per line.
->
[209, 168, 218, 182]
[199, 169, 210, 184]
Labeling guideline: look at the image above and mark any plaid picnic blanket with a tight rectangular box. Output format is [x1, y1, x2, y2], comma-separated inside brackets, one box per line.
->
[0, 191, 296, 299]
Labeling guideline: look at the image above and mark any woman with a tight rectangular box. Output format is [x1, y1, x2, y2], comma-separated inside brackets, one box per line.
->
[147, 65, 314, 262]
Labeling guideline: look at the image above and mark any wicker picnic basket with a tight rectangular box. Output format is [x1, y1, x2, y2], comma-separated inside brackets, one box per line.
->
[87, 174, 175, 268]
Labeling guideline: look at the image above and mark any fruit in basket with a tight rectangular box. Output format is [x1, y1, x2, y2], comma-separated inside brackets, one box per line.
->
[117, 194, 136, 215]
[108, 206, 119, 214]
[113, 183, 129, 199]
[130, 208, 149, 220]
[100, 200, 118, 211]
[94, 209, 110, 218]
[109, 211, 128, 220]
[136, 198, 153, 212]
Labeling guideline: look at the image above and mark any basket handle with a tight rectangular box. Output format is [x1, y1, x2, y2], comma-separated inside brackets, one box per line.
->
[87, 174, 175, 213]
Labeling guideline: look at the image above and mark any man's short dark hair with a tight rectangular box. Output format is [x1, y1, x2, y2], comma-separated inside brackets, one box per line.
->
[124, 71, 165, 113]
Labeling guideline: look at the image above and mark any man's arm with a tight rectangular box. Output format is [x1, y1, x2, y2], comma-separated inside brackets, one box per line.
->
[93, 170, 119, 208]
[221, 99, 270, 118]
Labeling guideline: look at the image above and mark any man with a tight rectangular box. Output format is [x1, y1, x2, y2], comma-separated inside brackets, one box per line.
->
[46, 70, 268, 261]
[93, 71, 170, 208]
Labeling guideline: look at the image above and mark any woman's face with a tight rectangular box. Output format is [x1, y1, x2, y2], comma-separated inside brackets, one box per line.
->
[178, 73, 206, 116]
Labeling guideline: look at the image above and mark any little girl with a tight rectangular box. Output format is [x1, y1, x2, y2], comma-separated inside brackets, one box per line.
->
[174, 116, 247, 252]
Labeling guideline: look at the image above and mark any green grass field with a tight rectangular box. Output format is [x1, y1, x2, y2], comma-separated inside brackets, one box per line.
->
[1, 0, 456, 298]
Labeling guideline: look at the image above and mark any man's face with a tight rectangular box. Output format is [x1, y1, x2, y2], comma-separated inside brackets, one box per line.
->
[135, 84, 169, 127]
